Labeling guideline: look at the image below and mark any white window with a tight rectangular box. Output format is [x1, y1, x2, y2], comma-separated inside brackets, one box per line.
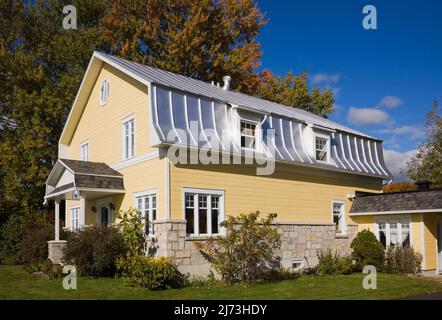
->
[71, 207, 80, 231]
[80, 141, 89, 161]
[315, 133, 330, 162]
[122, 116, 135, 160]
[134, 192, 157, 236]
[100, 79, 110, 106]
[376, 218, 410, 248]
[332, 201, 346, 234]
[184, 189, 224, 236]
[240, 121, 256, 150]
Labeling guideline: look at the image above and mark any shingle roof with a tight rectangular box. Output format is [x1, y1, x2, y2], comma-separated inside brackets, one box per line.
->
[60, 158, 122, 177]
[350, 189, 442, 214]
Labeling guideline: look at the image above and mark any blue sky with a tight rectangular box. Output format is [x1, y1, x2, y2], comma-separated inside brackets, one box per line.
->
[257, 0, 442, 180]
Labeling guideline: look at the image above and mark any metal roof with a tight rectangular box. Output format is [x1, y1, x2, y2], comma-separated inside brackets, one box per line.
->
[95, 51, 377, 140]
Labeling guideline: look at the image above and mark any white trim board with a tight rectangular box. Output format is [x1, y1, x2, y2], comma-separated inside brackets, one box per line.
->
[111, 150, 159, 170]
[350, 209, 442, 216]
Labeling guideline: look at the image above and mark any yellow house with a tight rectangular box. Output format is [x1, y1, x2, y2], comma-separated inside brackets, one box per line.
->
[350, 183, 442, 275]
[44, 51, 402, 275]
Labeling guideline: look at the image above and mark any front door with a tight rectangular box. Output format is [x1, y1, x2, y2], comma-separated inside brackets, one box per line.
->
[438, 221, 442, 274]
[100, 206, 109, 227]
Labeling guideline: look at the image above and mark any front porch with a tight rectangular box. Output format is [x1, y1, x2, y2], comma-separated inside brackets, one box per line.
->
[44, 159, 125, 263]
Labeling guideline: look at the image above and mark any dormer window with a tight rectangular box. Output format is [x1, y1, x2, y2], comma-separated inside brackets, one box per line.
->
[240, 121, 256, 150]
[315, 133, 330, 162]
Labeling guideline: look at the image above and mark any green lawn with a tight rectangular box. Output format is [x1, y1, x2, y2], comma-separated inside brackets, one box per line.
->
[0, 265, 440, 300]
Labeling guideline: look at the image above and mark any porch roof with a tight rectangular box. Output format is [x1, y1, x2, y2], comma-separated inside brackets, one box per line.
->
[349, 189, 442, 216]
[44, 159, 125, 200]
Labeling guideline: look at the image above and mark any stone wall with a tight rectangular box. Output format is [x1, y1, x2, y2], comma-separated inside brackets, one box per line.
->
[149, 220, 358, 276]
[48, 240, 67, 264]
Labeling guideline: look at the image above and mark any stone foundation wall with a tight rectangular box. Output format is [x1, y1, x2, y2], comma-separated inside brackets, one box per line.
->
[149, 220, 358, 276]
[48, 240, 67, 264]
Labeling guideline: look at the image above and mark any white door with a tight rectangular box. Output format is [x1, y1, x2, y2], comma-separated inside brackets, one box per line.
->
[437, 221, 442, 274]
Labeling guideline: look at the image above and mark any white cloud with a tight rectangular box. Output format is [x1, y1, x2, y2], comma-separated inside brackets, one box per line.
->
[347, 107, 389, 126]
[378, 96, 403, 108]
[312, 73, 340, 85]
[383, 149, 416, 181]
[377, 125, 425, 140]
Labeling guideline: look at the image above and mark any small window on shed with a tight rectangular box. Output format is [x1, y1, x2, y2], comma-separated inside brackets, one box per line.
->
[100, 79, 110, 106]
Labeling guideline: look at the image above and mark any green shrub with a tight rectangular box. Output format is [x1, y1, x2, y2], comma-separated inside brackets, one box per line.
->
[315, 249, 354, 275]
[21, 214, 58, 264]
[384, 246, 422, 274]
[64, 225, 127, 277]
[263, 267, 302, 281]
[195, 211, 281, 285]
[116, 255, 185, 290]
[351, 229, 385, 271]
[24, 259, 64, 279]
[0, 214, 25, 264]
[116, 208, 145, 257]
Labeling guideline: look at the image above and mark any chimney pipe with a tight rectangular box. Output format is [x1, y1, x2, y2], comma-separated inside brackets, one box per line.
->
[222, 75, 231, 91]
[415, 180, 432, 191]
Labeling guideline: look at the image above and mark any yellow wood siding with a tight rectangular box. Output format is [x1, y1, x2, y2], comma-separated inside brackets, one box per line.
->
[169, 162, 382, 223]
[67, 63, 154, 163]
[423, 213, 438, 270]
[352, 215, 375, 233]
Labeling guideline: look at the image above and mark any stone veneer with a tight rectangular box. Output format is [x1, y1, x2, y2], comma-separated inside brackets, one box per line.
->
[147, 220, 358, 276]
[48, 240, 68, 264]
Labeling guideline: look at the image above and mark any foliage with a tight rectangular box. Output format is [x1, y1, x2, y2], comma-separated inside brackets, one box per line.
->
[23, 259, 63, 279]
[64, 225, 127, 277]
[262, 266, 302, 281]
[117, 208, 145, 257]
[0, 212, 57, 265]
[0, 214, 25, 264]
[20, 213, 57, 265]
[116, 255, 185, 290]
[257, 72, 335, 118]
[195, 211, 281, 284]
[407, 100, 442, 187]
[315, 249, 354, 275]
[384, 246, 422, 274]
[0, 0, 111, 216]
[351, 229, 385, 271]
[101, 0, 267, 96]
[383, 182, 417, 193]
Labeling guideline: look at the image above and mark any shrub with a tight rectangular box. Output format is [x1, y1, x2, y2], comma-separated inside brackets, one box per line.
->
[21, 213, 58, 264]
[24, 259, 64, 279]
[64, 225, 127, 277]
[263, 267, 301, 281]
[384, 246, 422, 274]
[116, 208, 145, 257]
[116, 255, 184, 290]
[195, 211, 281, 284]
[0, 214, 25, 264]
[315, 249, 354, 275]
[351, 230, 385, 271]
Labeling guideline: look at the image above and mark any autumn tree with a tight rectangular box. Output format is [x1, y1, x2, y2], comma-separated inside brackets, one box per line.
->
[383, 182, 417, 193]
[407, 100, 442, 188]
[257, 72, 335, 118]
[0, 0, 111, 216]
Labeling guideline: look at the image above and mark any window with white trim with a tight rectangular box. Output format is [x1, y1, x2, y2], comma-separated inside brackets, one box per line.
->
[80, 141, 89, 161]
[123, 117, 135, 160]
[332, 201, 346, 234]
[315, 134, 329, 162]
[184, 191, 223, 236]
[100, 79, 110, 105]
[71, 207, 80, 231]
[135, 193, 157, 236]
[240, 121, 256, 150]
[377, 218, 410, 248]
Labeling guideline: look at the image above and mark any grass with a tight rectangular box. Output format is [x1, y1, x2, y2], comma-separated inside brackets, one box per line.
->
[0, 265, 441, 300]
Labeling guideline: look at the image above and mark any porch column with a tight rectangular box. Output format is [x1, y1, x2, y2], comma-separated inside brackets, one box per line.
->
[80, 195, 86, 228]
[54, 199, 60, 241]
